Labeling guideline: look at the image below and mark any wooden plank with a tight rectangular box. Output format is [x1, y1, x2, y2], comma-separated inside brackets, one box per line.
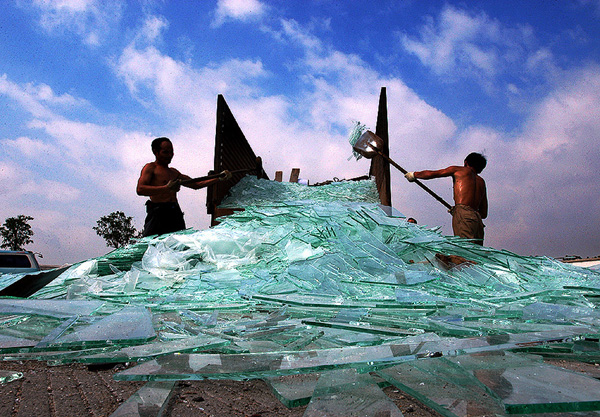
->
[289, 168, 300, 183]
[275, 171, 283, 182]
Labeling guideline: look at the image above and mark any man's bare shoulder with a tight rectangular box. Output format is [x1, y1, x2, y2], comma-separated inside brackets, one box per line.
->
[453, 165, 477, 177]
[142, 163, 179, 175]
[439, 165, 465, 176]
[141, 162, 157, 172]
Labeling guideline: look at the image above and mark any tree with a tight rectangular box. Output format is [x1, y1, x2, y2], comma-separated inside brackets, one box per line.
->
[0, 215, 34, 251]
[93, 211, 139, 249]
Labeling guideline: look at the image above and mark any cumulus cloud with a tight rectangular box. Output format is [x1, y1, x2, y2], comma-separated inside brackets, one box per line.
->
[400, 5, 557, 92]
[0, 74, 148, 213]
[0, 75, 90, 120]
[2, 136, 58, 160]
[212, 0, 267, 28]
[454, 66, 600, 257]
[0, 75, 55, 120]
[401, 7, 503, 76]
[27, 0, 124, 46]
[0, 160, 79, 202]
[114, 19, 268, 122]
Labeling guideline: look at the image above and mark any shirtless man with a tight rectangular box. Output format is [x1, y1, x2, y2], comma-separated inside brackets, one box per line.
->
[404, 153, 488, 245]
[137, 137, 231, 237]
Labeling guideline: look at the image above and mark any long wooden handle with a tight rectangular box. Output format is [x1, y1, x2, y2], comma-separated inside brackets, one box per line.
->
[376, 150, 453, 210]
[178, 167, 255, 186]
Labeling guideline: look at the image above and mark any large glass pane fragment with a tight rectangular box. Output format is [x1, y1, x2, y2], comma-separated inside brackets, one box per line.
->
[303, 369, 403, 417]
[263, 373, 320, 408]
[113, 330, 583, 381]
[0, 299, 103, 318]
[379, 351, 600, 416]
[109, 381, 176, 417]
[49, 306, 155, 348]
[0, 369, 23, 384]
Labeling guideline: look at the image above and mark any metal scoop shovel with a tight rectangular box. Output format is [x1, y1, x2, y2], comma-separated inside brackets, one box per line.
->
[353, 131, 452, 210]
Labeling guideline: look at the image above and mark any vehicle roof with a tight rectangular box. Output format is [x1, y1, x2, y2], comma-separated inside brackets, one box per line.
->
[0, 250, 35, 254]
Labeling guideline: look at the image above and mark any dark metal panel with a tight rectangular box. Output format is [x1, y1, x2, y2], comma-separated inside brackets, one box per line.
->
[369, 87, 392, 206]
[206, 95, 269, 225]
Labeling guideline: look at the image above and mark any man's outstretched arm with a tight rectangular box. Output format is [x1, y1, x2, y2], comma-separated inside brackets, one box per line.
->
[405, 166, 460, 182]
[178, 170, 233, 190]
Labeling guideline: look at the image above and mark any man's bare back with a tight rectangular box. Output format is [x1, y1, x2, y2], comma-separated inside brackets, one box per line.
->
[449, 166, 487, 218]
[406, 164, 487, 218]
[404, 152, 488, 244]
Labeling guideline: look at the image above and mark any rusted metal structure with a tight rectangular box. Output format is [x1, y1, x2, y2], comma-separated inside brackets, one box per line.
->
[370, 87, 392, 206]
[206, 95, 269, 225]
[206, 88, 392, 225]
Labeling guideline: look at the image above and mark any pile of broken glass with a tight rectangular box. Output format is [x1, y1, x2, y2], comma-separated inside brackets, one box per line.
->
[2, 176, 600, 416]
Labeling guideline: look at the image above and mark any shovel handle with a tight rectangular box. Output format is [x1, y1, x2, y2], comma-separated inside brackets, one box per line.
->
[178, 167, 254, 186]
[375, 150, 453, 211]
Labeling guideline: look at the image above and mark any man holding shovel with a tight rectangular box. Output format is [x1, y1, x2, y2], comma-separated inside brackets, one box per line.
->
[136, 137, 231, 237]
[405, 153, 488, 245]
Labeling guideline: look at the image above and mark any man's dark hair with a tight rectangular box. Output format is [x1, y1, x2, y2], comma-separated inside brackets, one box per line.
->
[465, 152, 487, 174]
[151, 137, 171, 154]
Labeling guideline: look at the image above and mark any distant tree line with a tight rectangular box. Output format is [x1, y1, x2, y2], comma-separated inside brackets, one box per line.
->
[1, 211, 140, 254]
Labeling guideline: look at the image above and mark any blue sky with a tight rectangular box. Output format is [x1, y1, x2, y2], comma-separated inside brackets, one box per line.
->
[1, 0, 600, 264]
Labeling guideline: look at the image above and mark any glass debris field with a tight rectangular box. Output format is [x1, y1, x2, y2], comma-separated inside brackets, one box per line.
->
[2, 176, 600, 416]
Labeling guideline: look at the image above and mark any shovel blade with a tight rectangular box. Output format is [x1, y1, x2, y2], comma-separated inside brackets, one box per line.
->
[352, 130, 384, 159]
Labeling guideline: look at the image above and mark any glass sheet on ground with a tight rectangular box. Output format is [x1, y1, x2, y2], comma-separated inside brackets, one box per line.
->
[109, 381, 175, 417]
[0, 176, 599, 415]
[303, 368, 403, 416]
[264, 373, 321, 408]
[378, 351, 600, 416]
[0, 369, 23, 384]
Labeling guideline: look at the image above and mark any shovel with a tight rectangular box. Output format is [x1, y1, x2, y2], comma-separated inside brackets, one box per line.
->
[353, 131, 452, 210]
[178, 157, 263, 186]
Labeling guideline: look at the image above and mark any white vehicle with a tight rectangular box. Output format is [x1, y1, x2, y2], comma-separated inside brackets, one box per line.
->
[0, 250, 41, 274]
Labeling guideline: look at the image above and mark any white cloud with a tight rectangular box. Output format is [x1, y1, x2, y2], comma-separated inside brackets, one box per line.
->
[0, 160, 80, 202]
[2, 136, 58, 160]
[471, 66, 600, 256]
[115, 23, 268, 122]
[0, 75, 90, 120]
[0, 75, 55, 120]
[28, 0, 124, 46]
[138, 15, 168, 44]
[401, 7, 498, 75]
[281, 19, 324, 52]
[400, 5, 550, 91]
[0, 74, 149, 213]
[212, 0, 267, 28]
[0, 161, 21, 185]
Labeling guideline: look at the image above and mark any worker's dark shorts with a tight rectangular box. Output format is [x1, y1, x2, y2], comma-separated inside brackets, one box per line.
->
[142, 201, 186, 237]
